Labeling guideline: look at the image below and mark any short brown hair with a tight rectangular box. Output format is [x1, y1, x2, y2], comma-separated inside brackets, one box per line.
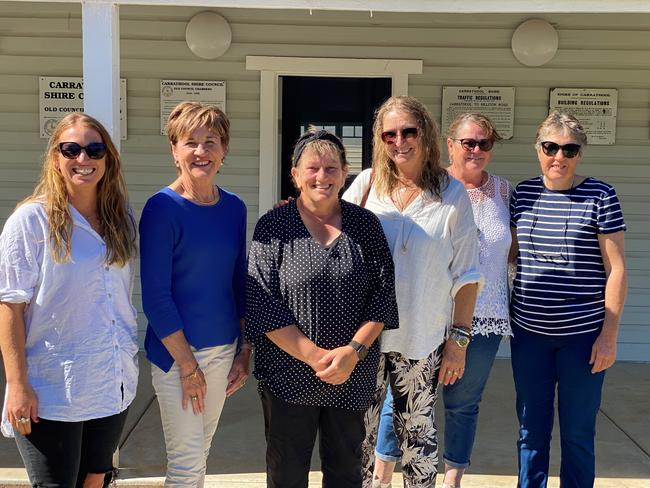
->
[166, 101, 230, 148]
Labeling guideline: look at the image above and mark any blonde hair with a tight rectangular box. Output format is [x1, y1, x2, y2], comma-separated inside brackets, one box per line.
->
[535, 110, 587, 151]
[447, 113, 502, 141]
[20, 112, 136, 266]
[372, 96, 448, 199]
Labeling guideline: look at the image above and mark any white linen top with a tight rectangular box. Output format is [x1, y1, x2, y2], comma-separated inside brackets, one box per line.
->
[467, 173, 513, 337]
[343, 169, 483, 359]
[0, 202, 138, 437]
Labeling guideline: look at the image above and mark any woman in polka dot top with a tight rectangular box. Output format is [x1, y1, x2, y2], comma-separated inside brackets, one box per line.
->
[246, 129, 399, 488]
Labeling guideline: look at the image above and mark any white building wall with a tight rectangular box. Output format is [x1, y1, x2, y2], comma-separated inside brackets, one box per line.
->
[0, 2, 648, 360]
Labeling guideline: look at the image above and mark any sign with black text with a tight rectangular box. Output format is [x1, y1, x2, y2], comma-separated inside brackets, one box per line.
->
[39, 77, 127, 139]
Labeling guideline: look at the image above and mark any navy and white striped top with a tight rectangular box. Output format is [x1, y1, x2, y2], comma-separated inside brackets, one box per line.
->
[510, 176, 626, 336]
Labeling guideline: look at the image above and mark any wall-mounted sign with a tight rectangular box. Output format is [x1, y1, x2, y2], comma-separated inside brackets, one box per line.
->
[39, 77, 127, 140]
[442, 87, 516, 139]
[160, 80, 226, 135]
[549, 88, 618, 145]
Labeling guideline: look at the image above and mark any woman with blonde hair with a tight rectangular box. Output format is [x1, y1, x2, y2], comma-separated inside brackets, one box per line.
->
[343, 96, 482, 487]
[140, 102, 250, 487]
[0, 112, 138, 487]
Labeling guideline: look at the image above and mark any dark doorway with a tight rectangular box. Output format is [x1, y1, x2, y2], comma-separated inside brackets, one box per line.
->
[280, 76, 391, 199]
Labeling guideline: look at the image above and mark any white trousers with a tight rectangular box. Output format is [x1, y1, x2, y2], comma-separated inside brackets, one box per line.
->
[151, 341, 236, 488]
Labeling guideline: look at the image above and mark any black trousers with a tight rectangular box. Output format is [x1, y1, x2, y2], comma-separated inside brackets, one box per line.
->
[15, 409, 129, 488]
[261, 387, 366, 488]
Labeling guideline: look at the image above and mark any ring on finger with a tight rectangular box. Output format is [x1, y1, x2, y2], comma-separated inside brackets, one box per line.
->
[190, 395, 199, 401]
[17, 417, 30, 424]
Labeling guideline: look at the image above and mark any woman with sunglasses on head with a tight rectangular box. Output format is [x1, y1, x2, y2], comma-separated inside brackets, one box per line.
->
[246, 128, 398, 488]
[343, 97, 482, 488]
[0, 113, 138, 487]
[510, 111, 627, 488]
[139, 102, 250, 487]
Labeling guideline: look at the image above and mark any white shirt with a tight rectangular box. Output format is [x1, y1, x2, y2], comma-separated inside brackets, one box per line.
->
[343, 170, 483, 359]
[467, 173, 513, 337]
[0, 202, 138, 436]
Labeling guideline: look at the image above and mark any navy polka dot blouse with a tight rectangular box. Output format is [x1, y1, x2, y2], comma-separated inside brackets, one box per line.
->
[246, 199, 399, 410]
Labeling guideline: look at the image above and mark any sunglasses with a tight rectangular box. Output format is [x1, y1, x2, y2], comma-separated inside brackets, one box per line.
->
[58, 142, 107, 160]
[381, 127, 418, 144]
[453, 138, 494, 152]
[540, 141, 581, 159]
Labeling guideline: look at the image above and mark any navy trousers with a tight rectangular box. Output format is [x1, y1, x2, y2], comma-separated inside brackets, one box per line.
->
[511, 327, 605, 488]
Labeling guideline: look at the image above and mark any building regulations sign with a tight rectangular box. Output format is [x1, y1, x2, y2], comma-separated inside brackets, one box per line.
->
[442, 87, 516, 139]
[549, 88, 618, 145]
[160, 80, 226, 135]
[39, 77, 127, 139]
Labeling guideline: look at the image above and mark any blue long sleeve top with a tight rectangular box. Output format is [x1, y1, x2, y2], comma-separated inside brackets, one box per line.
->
[140, 186, 247, 372]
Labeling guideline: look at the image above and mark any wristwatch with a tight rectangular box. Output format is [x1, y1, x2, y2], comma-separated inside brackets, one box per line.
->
[449, 327, 471, 349]
[348, 340, 369, 361]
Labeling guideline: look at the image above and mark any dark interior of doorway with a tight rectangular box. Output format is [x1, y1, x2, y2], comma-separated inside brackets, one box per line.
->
[280, 76, 391, 199]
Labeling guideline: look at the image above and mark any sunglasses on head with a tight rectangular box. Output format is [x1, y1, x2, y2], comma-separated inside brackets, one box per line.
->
[453, 138, 494, 152]
[381, 127, 418, 144]
[540, 141, 581, 159]
[58, 142, 107, 160]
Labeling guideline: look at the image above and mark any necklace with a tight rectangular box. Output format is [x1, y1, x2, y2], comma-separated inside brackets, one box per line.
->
[392, 185, 421, 212]
[183, 185, 218, 205]
[399, 217, 416, 254]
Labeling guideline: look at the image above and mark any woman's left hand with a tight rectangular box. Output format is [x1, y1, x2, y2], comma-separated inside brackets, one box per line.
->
[590, 330, 617, 373]
[315, 346, 358, 385]
[226, 348, 252, 397]
[438, 339, 467, 386]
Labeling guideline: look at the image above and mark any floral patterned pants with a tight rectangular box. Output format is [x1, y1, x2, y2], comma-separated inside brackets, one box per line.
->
[362, 346, 444, 488]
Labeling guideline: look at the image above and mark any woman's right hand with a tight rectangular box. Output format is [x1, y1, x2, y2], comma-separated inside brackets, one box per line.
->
[6, 380, 39, 436]
[180, 363, 207, 415]
[306, 347, 329, 374]
[273, 196, 294, 209]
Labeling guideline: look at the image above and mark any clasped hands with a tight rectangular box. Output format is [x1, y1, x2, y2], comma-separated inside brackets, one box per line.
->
[308, 346, 359, 385]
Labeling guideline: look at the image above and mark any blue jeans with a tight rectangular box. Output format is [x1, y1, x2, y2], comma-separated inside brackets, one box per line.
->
[374, 386, 402, 462]
[375, 334, 502, 467]
[443, 333, 502, 468]
[511, 327, 605, 488]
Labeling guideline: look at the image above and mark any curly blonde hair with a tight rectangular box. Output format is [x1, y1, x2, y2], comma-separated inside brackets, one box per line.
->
[20, 112, 136, 266]
[371, 96, 448, 199]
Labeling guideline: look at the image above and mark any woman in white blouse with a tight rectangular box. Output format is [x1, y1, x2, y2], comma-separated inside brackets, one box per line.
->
[343, 96, 482, 488]
[442, 113, 512, 487]
[0, 113, 138, 487]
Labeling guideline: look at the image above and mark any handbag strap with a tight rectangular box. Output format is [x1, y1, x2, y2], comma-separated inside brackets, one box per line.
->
[360, 170, 375, 208]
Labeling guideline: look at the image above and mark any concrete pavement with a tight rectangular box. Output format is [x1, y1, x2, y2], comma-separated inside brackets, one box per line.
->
[1, 357, 649, 487]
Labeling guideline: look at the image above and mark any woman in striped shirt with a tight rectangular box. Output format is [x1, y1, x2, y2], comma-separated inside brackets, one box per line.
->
[510, 111, 627, 488]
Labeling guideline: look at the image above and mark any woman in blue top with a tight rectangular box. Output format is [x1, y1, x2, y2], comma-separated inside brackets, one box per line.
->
[140, 102, 250, 487]
[510, 111, 627, 488]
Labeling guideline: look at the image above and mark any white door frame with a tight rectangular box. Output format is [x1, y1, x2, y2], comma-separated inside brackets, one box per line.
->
[246, 56, 422, 216]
